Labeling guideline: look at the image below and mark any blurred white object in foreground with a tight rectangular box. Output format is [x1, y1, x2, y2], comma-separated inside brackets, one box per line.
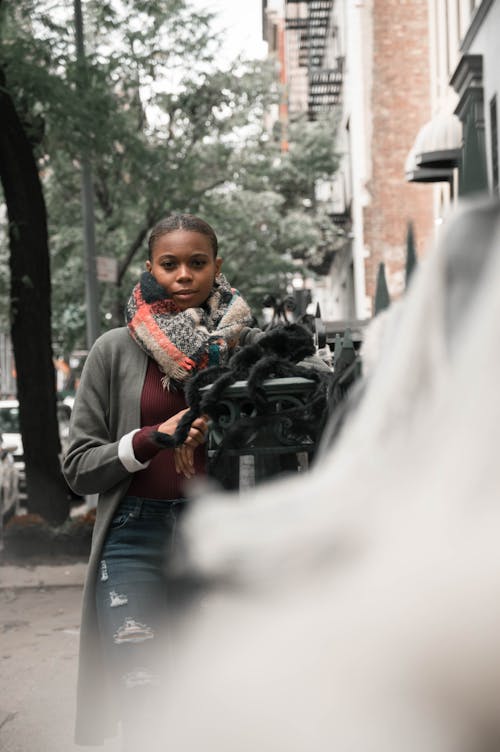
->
[159, 197, 500, 752]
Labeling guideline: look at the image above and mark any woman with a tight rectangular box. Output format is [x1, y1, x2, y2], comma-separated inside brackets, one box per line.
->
[63, 214, 254, 748]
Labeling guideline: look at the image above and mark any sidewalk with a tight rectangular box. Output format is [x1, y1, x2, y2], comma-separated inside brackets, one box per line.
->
[0, 560, 87, 589]
[0, 563, 121, 751]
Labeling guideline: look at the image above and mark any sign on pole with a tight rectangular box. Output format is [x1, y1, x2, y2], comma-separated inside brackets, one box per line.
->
[96, 256, 118, 283]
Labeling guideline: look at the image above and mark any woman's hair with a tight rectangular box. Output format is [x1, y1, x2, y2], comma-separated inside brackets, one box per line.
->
[148, 214, 219, 259]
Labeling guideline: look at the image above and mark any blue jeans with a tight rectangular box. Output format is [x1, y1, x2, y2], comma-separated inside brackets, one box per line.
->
[95, 495, 186, 750]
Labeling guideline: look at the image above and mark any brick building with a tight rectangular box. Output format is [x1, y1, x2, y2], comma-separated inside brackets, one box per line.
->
[264, 0, 435, 319]
[264, 0, 499, 320]
[361, 0, 434, 308]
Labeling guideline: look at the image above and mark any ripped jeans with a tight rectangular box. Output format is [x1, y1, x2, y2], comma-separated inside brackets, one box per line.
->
[95, 495, 186, 751]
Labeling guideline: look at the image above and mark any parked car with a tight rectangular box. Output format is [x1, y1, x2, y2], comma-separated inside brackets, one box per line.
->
[0, 398, 72, 498]
[0, 399, 24, 494]
[0, 432, 20, 523]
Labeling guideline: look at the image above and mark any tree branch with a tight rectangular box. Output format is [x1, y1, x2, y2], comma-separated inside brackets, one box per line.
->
[117, 220, 151, 284]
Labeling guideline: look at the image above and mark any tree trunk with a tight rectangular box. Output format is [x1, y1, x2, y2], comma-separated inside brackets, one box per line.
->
[0, 69, 70, 525]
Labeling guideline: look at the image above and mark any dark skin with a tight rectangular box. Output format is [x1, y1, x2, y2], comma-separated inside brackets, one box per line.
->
[146, 229, 222, 478]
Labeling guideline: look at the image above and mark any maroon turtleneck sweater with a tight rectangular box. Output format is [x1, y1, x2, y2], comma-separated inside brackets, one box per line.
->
[128, 359, 206, 499]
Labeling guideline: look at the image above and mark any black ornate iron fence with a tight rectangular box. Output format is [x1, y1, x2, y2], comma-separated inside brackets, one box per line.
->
[202, 375, 324, 491]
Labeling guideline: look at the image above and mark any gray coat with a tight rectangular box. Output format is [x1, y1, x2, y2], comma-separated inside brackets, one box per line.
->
[63, 323, 304, 744]
[63, 327, 149, 745]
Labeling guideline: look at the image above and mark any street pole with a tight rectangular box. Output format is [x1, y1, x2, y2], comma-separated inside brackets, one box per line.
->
[73, 0, 100, 350]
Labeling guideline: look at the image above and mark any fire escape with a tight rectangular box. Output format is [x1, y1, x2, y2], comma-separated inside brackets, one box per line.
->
[284, 0, 343, 120]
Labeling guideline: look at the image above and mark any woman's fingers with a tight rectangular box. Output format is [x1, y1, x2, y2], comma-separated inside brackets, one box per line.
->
[184, 415, 209, 448]
[173, 447, 181, 475]
[173, 415, 210, 476]
[159, 410, 208, 442]
[174, 445, 195, 478]
[174, 447, 185, 476]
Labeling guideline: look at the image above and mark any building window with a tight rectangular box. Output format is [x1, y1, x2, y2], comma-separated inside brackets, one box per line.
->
[490, 95, 499, 193]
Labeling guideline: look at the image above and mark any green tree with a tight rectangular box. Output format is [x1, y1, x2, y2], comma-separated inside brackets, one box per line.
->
[40, 7, 282, 345]
[198, 114, 343, 309]
[2, 0, 342, 347]
[374, 262, 390, 315]
[0, 0, 342, 524]
[405, 221, 417, 288]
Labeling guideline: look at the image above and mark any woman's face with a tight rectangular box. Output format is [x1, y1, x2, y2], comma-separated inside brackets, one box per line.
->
[146, 229, 222, 311]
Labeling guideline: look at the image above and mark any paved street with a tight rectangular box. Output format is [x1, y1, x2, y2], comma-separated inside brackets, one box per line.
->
[0, 563, 119, 752]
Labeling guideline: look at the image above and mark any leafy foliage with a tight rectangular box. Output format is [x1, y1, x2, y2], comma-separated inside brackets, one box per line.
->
[0, 0, 342, 351]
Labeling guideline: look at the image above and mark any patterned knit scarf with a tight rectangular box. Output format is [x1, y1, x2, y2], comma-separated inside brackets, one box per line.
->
[126, 271, 253, 388]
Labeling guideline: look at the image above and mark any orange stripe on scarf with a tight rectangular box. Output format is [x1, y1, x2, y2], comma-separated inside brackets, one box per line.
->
[131, 291, 196, 372]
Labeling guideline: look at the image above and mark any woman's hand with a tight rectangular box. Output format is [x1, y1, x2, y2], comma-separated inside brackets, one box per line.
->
[174, 445, 195, 478]
[157, 408, 189, 438]
[158, 410, 209, 478]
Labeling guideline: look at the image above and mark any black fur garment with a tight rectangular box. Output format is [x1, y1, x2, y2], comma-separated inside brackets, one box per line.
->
[151, 323, 330, 457]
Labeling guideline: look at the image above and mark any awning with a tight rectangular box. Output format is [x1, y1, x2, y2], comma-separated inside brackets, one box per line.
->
[405, 112, 462, 183]
[405, 147, 454, 183]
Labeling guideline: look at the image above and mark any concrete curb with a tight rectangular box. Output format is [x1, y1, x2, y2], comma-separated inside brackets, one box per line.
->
[0, 562, 86, 589]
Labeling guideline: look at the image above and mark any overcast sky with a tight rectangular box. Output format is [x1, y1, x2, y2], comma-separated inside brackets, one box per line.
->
[189, 0, 268, 63]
